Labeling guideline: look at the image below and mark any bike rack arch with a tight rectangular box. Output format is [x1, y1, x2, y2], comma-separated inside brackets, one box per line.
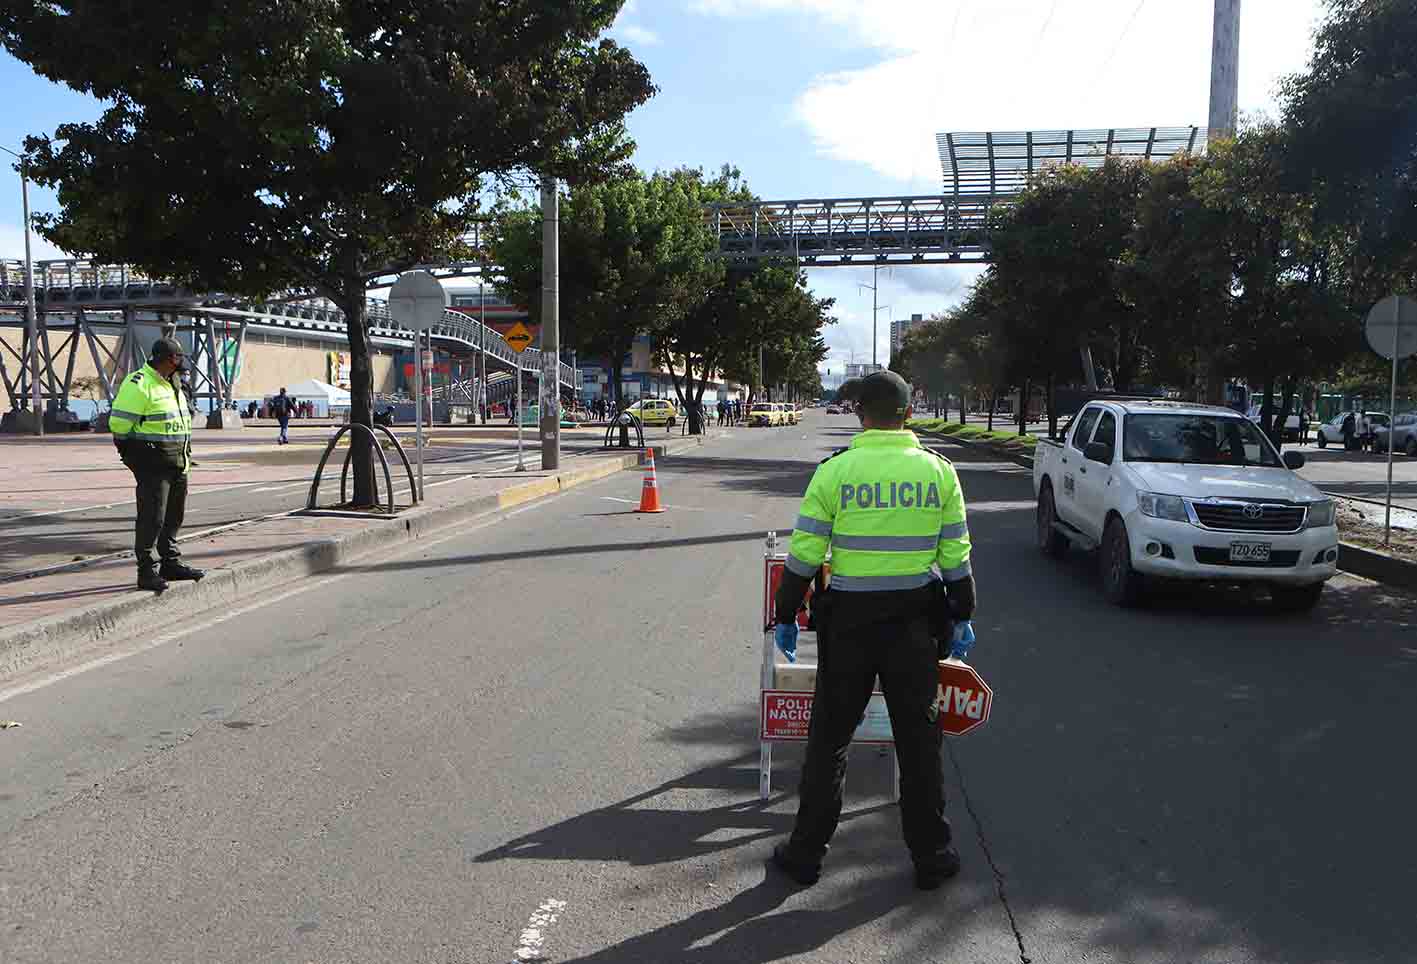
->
[340, 424, 418, 506]
[603, 412, 646, 450]
[306, 423, 417, 514]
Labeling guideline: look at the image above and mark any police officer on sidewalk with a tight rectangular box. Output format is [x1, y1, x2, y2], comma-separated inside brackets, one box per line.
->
[109, 337, 205, 592]
[769, 369, 975, 890]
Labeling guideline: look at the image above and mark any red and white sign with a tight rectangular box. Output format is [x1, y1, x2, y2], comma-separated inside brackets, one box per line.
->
[760, 690, 893, 744]
[762, 558, 828, 629]
[935, 660, 993, 735]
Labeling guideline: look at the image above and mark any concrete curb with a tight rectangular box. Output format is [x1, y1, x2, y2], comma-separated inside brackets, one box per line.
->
[916, 429, 1036, 469]
[0, 436, 704, 682]
[1336, 542, 1417, 592]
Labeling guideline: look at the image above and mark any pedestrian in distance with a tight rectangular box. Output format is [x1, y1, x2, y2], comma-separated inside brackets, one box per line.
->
[768, 370, 975, 891]
[271, 387, 294, 444]
[109, 337, 205, 592]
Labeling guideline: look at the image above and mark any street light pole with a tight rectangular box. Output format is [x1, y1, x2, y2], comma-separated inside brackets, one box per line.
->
[4, 144, 42, 435]
[539, 174, 561, 470]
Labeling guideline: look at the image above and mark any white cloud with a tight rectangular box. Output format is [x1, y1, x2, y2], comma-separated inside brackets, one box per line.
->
[619, 24, 660, 46]
[695, 0, 1327, 187]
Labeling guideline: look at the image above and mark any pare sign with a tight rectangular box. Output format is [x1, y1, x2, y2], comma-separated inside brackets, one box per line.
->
[935, 660, 992, 736]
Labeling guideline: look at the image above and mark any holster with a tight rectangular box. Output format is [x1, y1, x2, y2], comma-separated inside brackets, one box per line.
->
[809, 585, 835, 666]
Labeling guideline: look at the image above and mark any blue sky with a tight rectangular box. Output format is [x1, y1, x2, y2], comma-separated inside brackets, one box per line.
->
[1, 0, 1328, 373]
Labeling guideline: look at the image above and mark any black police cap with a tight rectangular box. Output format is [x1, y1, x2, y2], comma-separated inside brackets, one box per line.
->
[856, 370, 912, 412]
[150, 337, 185, 362]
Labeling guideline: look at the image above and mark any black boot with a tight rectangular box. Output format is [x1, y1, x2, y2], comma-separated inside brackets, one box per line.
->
[914, 847, 962, 890]
[160, 563, 205, 582]
[769, 843, 821, 886]
[137, 569, 169, 593]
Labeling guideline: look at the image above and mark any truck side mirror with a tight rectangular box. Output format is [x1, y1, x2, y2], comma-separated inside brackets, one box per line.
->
[1283, 451, 1305, 470]
[1085, 440, 1113, 464]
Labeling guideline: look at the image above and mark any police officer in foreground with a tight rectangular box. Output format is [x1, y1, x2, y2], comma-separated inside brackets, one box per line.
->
[109, 338, 205, 592]
[769, 369, 975, 890]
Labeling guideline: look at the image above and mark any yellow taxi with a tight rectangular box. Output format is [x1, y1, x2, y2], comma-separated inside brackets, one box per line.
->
[781, 403, 799, 426]
[624, 398, 679, 427]
[749, 402, 781, 427]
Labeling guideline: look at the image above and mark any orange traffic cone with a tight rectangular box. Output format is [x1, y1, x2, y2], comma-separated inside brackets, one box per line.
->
[636, 448, 666, 513]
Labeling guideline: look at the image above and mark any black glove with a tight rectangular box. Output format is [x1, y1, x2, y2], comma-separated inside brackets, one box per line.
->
[944, 573, 976, 621]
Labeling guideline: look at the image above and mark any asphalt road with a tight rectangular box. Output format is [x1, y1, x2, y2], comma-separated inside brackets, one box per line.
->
[1, 418, 1414, 963]
[0, 430, 619, 579]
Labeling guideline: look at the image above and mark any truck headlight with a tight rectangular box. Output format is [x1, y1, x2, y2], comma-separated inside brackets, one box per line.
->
[1304, 499, 1336, 528]
[1137, 491, 1189, 522]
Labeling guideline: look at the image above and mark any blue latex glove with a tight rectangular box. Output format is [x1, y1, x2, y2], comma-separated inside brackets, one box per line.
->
[948, 621, 976, 661]
[774, 623, 799, 663]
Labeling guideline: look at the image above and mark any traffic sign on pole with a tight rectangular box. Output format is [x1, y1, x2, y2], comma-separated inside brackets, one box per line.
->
[502, 322, 533, 353]
[1365, 294, 1416, 545]
[935, 659, 992, 736]
[388, 271, 449, 503]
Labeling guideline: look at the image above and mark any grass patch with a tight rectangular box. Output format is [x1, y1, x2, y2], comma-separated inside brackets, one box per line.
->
[908, 418, 1038, 454]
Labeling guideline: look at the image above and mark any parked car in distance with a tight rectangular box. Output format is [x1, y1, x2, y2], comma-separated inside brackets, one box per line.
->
[1033, 399, 1339, 612]
[749, 403, 780, 427]
[1245, 402, 1302, 441]
[623, 398, 679, 427]
[1371, 413, 1417, 456]
[1314, 411, 1390, 449]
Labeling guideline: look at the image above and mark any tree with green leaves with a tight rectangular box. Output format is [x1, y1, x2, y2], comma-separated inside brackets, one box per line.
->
[1282, 0, 1417, 303]
[492, 167, 704, 414]
[1, 1, 653, 505]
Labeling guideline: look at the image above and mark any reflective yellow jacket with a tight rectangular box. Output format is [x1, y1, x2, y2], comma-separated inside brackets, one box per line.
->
[787, 430, 970, 590]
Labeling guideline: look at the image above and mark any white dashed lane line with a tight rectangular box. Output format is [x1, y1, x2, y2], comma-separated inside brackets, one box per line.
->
[512, 898, 567, 963]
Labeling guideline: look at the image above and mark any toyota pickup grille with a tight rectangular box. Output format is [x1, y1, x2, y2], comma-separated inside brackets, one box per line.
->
[1190, 501, 1306, 533]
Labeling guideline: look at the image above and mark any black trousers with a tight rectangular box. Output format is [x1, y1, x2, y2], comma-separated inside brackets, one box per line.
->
[132, 467, 188, 571]
[786, 595, 953, 869]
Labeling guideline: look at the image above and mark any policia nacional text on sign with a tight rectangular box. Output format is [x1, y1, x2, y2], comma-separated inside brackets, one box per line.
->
[108, 338, 205, 592]
[768, 371, 977, 891]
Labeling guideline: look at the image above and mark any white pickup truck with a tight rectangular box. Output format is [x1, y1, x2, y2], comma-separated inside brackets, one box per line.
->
[1032, 399, 1340, 611]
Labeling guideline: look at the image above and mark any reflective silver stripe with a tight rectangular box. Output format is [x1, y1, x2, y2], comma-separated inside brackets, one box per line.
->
[130, 430, 191, 441]
[831, 534, 939, 552]
[109, 408, 144, 422]
[785, 553, 818, 578]
[939, 560, 973, 581]
[829, 572, 937, 592]
[939, 521, 969, 541]
[141, 410, 182, 423]
[794, 515, 833, 537]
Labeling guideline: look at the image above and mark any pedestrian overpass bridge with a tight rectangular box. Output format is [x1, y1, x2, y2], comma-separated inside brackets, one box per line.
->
[1, 127, 1204, 420]
[0, 258, 567, 421]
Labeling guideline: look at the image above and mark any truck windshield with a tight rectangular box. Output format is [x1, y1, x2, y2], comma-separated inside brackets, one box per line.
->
[1123, 413, 1282, 467]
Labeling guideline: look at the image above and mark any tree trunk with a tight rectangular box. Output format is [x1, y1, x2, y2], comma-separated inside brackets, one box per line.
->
[1275, 378, 1296, 451]
[958, 392, 967, 425]
[337, 283, 378, 508]
[986, 395, 995, 432]
[1017, 379, 1030, 436]
[1260, 378, 1276, 443]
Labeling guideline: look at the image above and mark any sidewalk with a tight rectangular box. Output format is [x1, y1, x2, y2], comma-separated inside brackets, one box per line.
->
[0, 435, 704, 682]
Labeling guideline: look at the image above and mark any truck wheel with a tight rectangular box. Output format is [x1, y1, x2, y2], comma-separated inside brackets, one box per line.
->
[1271, 582, 1323, 613]
[1316, 433, 1327, 449]
[1406, 437, 1417, 457]
[1100, 516, 1143, 607]
[1036, 484, 1069, 559]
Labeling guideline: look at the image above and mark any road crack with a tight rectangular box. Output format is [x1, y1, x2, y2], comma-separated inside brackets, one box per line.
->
[946, 737, 1033, 964]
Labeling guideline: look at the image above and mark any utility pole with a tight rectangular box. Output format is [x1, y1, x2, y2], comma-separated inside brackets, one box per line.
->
[20, 163, 41, 435]
[477, 222, 489, 425]
[4, 143, 43, 435]
[1208, 0, 1241, 139]
[858, 264, 890, 370]
[539, 174, 560, 470]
